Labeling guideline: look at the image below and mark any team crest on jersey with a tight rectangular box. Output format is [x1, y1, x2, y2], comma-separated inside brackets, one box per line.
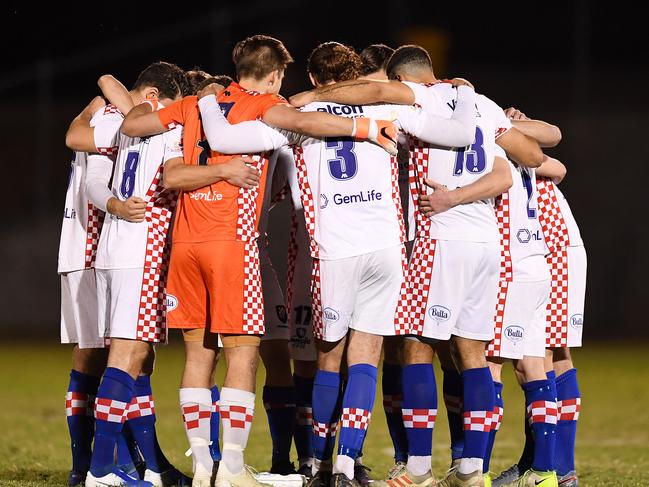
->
[323, 307, 339, 323]
[428, 305, 451, 322]
[166, 294, 178, 312]
[320, 194, 329, 209]
[570, 314, 583, 328]
[276, 305, 288, 324]
[504, 325, 524, 342]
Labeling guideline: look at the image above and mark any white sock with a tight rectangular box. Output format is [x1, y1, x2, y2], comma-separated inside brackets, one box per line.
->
[179, 388, 214, 475]
[333, 454, 355, 480]
[458, 457, 483, 475]
[407, 455, 431, 476]
[220, 387, 255, 475]
[312, 458, 332, 476]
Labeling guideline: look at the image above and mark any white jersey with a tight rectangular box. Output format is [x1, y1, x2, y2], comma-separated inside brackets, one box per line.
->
[293, 101, 423, 260]
[554, 184, 583, 247]
[57, 105, 123, 273]
[405, 81, 512, 242]
[497, 158, 549, 282]
[94, 102, 183, 270]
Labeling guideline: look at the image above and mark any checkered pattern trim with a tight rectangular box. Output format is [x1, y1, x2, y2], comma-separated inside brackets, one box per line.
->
[94, 397, 129, 423]
[382, 394, 403, 414]
[263, 401, 297, 410]
[536, 178, 570, 253]
[84, 203, 105, 268]
[527, 400, 558, 425]
[271, 182, 289, 206]
[400, 238, 437, 336]
[393, 245, 411, 335]
[65, 391, 95, 417]
[293, 147, 319, 258]
[285, 211, 298, 316]
[340, 407, 372, 430]
[212, 401, 220, 414]
[297, 406, 313, 426]
[135, 166, 178, 343]
[402, 408, 437, 429]
[220, 404, 254, 429]
[545, 247, 569, 347]
[557, 398, 581, 421]
[126, 395, 155, 420]
[235, 154, 266, 242]
[182, 403, 212, 430]
[495, 192, 513, 282]
[311, 258, 324, 340]
[313, 420, 338, 438]
[463, 410, 493, 432]
[96, 146, 118, 157]
[390, 154, 407, 243]
[407, 138, 432, 235]
[443, 393, 463, 415]
[486, 280, 510, 357]
[103, 104, 122, 116]
[491, 406, 504, 431]
[242, 240, 265, 335]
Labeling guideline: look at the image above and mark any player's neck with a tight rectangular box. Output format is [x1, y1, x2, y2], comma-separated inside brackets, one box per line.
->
[238, 77, 270, 94]
[130, 90, 144, 105]
[402, 73, 437, 84]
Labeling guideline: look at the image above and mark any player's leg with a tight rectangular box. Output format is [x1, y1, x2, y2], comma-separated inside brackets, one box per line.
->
[382, 336, 409, 477]
[436, 342, 464, 471]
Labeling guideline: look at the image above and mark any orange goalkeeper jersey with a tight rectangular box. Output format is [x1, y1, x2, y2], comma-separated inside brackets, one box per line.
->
[157, 82, 288, 243]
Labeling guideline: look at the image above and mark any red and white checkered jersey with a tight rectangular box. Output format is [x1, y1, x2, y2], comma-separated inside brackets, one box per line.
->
[95, 102, 183, 269]
[405, 82, 512, 242]
[499, 157, 550, 282]
[57, 105, 123, 273]
[293, 101, 416, 260]
[553, 183, 583, 247]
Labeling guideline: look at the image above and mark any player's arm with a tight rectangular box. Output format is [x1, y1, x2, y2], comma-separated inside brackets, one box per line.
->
[496, 127, 544, 168]
[397, 85, 476, 147]
[536, 155, 567, 183]
[511, 119, 561, 148]
[97, 75, 134, 114]
[65, 96, 106, 152]
[121, 102, 167, 137]
[289, 79, 417, 107]
[162, 156, 261, 191]
[419, 156, 512, 216]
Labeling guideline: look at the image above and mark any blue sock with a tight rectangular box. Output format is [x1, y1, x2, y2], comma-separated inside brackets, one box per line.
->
[555, 369, 580, 475]
[126, 375, 170, 473]
[523, 379, 557, 472]
[294, 374, 314, 462]
[66, 370, 100, 473]
[90, 367, 134, 476]
[263, 385, 297, 468]
[483, 382, 504, 473]
[547, 370, 557, 401]
[115, 424, 139, 472]
[401, 364, 436, 459]
[442, 367, 465, 460]
[518, 371, 556, 470]
[337, 364, 377, 460]
[461, 367, 495, 462]
[210, 385, 222, 461]
[312, 370, 342, 465]
[382, 363, 409, 462]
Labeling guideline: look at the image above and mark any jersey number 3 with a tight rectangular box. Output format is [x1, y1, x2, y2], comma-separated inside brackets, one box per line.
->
[326, 139, 357, 180]
[453, 127, 486, 176]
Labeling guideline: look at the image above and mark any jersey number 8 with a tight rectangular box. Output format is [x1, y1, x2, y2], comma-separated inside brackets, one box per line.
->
[120, 151, 140, 199]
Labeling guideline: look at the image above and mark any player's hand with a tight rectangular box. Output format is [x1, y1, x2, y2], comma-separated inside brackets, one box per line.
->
[354, 118, 398, 156]
[419, 179, 458, 216]
[449, 77, 474, 90]
[504, 107, 529, 120]
[222, 156, 261, 189]
[197, 82, 225, 100]
[109, 196, 147, 222]
[288, 90, 316, 108]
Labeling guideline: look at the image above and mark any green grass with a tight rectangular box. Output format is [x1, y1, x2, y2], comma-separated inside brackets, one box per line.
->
[0, 342, 647, 486]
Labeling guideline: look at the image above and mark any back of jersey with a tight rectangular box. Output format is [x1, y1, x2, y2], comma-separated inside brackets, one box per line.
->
[405, 82, 511, 243]
[295, 101, 405, 260]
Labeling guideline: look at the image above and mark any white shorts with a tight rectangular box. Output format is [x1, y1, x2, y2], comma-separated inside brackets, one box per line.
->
[545, 245, 587, 348]
[403, 238, 500, 341]
[60, 269, 106, 349]
[259, 242, 289, 342]
[96, 267, 167, 343]
[287, 214, 316, 361]
[312, 244, 406, 343]
[487, 280, 550, 359]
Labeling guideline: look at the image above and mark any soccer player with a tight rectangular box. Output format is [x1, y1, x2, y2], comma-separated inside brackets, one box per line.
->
[195, 40, 479, 487]
[120, 35, 398, 487]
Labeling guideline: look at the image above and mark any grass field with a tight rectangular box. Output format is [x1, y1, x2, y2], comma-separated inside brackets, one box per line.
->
[0, 341, 648, 487]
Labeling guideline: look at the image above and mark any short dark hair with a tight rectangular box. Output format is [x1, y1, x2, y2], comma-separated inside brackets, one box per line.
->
[232, 35, 294, 80]
[360, 44, 394, 76]
[385, 45, 433, 80]
[195, 75, 234, 93]
[132, 61, 188, 99]
[186, 68, 211, 94]
[307, 42, 362, 85]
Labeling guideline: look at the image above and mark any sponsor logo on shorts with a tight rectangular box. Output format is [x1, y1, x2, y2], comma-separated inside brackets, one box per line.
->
[428, 305, 451, 322]
[276, 305, 288, 324]
[504, 325, 524, 342]
[333, 190, 382, 206]
[570, 314, 583, 328]
[320, 194, 329, 209]
[166, 294, 178, 312]
[190, 191, 223, 202]
[323, 307, 340, 323]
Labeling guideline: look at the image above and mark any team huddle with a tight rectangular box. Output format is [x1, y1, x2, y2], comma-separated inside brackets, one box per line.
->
[58, 35, 586, 487]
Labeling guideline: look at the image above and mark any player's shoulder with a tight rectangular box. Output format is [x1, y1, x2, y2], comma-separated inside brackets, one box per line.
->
[91, 103, 123, 123]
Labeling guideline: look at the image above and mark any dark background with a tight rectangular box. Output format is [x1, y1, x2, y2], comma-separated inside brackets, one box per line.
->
[1, 1, 647, 340]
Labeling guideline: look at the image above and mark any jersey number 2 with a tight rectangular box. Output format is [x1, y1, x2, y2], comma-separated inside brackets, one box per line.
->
[120, 151, 140, 198]
[453, 127, 486, 176]
[521, 169, 537, 219]
[326, 139, 357, 180]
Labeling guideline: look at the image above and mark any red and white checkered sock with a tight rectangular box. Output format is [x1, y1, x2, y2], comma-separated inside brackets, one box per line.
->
[180, 388, 214, 475]
[220, 387, 255, 475]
